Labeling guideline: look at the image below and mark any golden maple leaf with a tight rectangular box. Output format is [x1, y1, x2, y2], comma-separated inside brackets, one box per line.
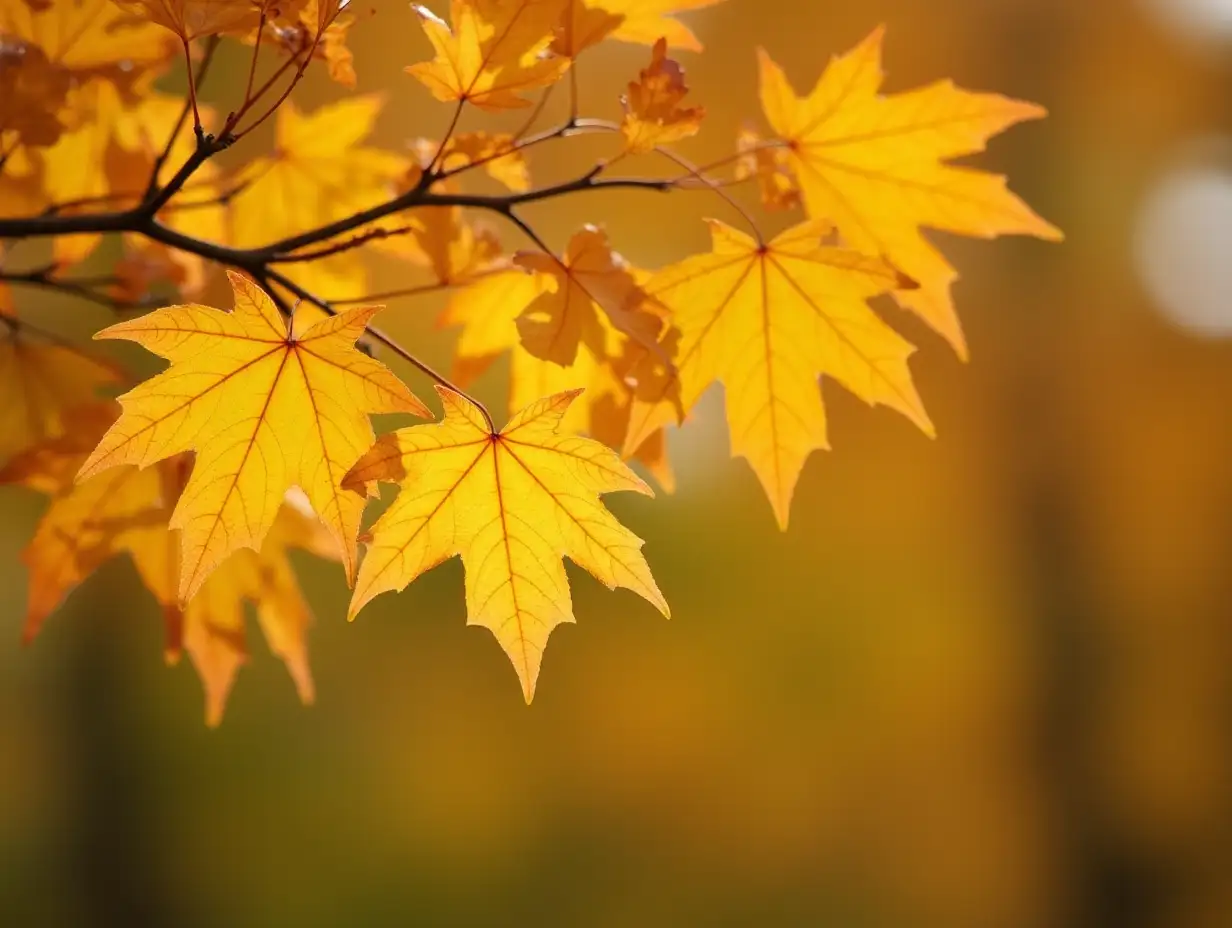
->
[0, 309, 124, 462]
[756, 28, 1062, 357]
[228, 94, 409, 302]
[548, 0, 622, 58]
[344, 386, 669, 701]
[593, 0, 722, 52]
[513, 226, 664, 366]
[77, 271, 429, 602]
[406, 0, 570, 110]
[439, 267, 675, 489]
[620, 37, 704, 153]
[624, 218, 933, 529]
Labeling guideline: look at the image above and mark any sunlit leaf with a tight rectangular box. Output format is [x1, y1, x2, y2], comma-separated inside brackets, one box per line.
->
[345, 386, 668, 701]
[77, 271, 429, 602]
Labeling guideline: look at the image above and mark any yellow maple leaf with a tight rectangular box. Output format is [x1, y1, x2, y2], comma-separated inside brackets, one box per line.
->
[549, 0, 622, 58]
[228, 94, 409, 302]
[76, 271, 429, 602]
[344, 386, 668, 701]
[0, 310, 124, 462]
[625, 218, 932, 529]
[620, 37, 704, 153]
[406, 0, 570, 110]
[593, 0, 722, 52]
[756, 29, 1062, 358]
[440, 268, 674, 488]
[0, 0, 175, 74]
[513, 226, 664, 366]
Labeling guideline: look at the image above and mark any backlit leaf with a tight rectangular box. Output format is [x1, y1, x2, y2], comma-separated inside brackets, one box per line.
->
[625, 218, 933, 528]
[344, 386, 668, 701]
[756, 29, 1062, 356]
[620, 37, 704, 153]
[406, 0, 570, 110]
[77, 271, 429, 602]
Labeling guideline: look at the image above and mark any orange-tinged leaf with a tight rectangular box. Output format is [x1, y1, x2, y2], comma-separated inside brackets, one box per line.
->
[620, 37, 703, 153]
[345, 386, 668, 701]
[756, 30, 1062, 357]
[625, 218, 932, 529]
[406, 0, 570, 110]
[513, 226, 664, 366]
[0, 315, 124, 462]
[76, 271, 429, 603]
[182, 493, 331, 727]
[111, 0, 266, 39]
[0, 36, 71, 148]
[734, 126, 799, 211]
[3, 415, 333, 725]
[592, 0, 722, 52]
[440, 267, 674, 487]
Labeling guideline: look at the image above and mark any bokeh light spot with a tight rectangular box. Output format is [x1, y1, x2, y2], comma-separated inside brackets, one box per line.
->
[1134, 151, 1232, 338]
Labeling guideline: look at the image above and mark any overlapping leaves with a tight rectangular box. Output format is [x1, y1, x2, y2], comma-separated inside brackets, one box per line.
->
[0, 0, 1060, 713]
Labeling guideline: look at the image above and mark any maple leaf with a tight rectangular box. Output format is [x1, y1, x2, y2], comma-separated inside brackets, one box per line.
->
[0, 311, 124, 463]
[76, 271, 429, 602]
[513, 226, 665, 366]
[0, 37, 71, 148]
[424, 131, 531, 191]
[2, 411, 335, 726]
[734, 126, 799, 212]
[593, 0, 722, 52]
[181, 489, 334, 727]
[229, 95, 409, 301]
[253, 0, 356, 86]
[0, 0, 175, 75]
[620, 37, 704, 153]
[548, 0, 622, 58]
[756, 29, 1062, 357]
[407, 0, 570, 110]
[111, 0, 270, 40]
[344, 386, 668, 701]
[440, 268, 675, 488]
[624, 218, 933, 529]
[0, 404, 181, 645]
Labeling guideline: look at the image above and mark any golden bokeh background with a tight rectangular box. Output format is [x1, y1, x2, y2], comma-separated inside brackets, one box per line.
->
[3, 0, 1231, 925]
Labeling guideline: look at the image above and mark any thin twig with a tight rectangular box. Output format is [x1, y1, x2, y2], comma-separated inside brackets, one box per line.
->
[146, 36, 221, 200]
[328, 268, 506, 305]
[271, 225, 420, 264]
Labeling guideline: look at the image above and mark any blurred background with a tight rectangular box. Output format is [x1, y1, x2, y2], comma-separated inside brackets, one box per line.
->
[3, 0, 1232, 925]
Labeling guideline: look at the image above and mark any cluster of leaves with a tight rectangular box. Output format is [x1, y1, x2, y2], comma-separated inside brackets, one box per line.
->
[0, 0, 1059, 720]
